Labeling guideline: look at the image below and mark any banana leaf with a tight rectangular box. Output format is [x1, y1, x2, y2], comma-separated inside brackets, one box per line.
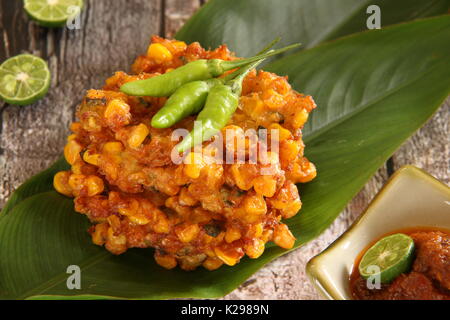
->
[177, 0, 450, 55]
[0, 7, 449, 300]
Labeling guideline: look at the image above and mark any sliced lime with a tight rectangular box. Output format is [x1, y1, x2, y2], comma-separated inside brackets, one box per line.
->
[0, 54, 51, 106]
[359, 233, 415, 284]
[24, 0, 84, 28]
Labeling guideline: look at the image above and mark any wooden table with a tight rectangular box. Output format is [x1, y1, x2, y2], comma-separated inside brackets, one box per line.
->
[0, 0, 448, 300]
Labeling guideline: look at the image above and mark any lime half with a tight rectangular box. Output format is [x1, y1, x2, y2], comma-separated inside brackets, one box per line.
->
[0, 54, 51, 106]
[359, 233, 415, 284]
[24, 0, 84, 28]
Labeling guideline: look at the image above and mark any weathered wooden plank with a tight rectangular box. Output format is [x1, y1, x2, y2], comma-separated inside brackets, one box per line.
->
[165, 0, 202, 38]
[0, 0, 162, 208]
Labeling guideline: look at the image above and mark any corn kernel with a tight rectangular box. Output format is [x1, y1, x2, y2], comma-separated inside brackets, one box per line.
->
[291, 108, 309, 128]
[203, 257, 223, 271]
[225, 227, 241, 243]
[247, 223, 264, 238]
[118, 199, 139, 217]
[105, 227, 127, 255]
[175, 223, 200, 243]
[155, 253, 177, 270]
[230, 164, 253, 190]
[253, 175, 277, 197]
[83, 151, 101, 166]
[242, 95, 264, 117]
[86, 175, 104, 196]
[280, 140, 300, 163]
[179, 188, 198, 206]
[107, 226, 124, 243]
[178, 255, 206, 271]
[104, 99, 130, 126]
[269, 123, 292, 141]
[86, 116, 101, 132]
[117, 207, 130, 217]
[214, 247, 239, 266]
[107, 215, 121, 231]
[53, 171, 73, 197]
[70, 122, 81, 132]
[152, 210, 170, 234]
[103, 141, 124, 153]
[171, 41, 187, 51]
[273, 224, 296, 249]
[147, 43, 173, 62]
[68, 174, 86, 194]
[281, 200, 302, 219]
[127, 214, 150, 225]
[264, 89, 285, 110]
[64, 140, 83, 165]
[92, 222, 108, 245]
[189, 208, 211, 224]
[204, 248, 216, 258]
[299, 169, 317, 183]
[164, 196, 177, 208]
[269, 182, 301, 218]
[183, 152, 205, 179]
[127, 123, 149, 148]
[244, 194, 267, 216]
[244, 239, 265, 259]
[292, 159, 317, 183]
[261, 229, 273, 242]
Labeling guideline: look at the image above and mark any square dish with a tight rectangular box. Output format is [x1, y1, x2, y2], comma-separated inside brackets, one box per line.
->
[306, 165, 450, 300]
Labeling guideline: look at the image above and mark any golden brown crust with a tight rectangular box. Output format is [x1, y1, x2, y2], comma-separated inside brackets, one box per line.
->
[54, 37, 317, 270]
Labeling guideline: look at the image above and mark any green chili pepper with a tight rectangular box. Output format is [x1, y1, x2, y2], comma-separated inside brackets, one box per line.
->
[150, 79, 221, 128]
[150, 38, 281, 129]
[176, 57, 267, 153]
[120, 43, 300, 97]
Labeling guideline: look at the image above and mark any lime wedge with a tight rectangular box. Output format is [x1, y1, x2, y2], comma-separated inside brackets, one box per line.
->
[0, 54, 51, 106]
[24, 0, 84, 28]
[359, 233, 415, 284]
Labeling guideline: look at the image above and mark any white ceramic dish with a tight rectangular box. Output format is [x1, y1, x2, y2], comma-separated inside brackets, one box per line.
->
[306, 165, 450, 300]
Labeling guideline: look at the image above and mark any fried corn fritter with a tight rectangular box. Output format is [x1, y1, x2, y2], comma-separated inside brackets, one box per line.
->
[54, 36, 317, 271]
